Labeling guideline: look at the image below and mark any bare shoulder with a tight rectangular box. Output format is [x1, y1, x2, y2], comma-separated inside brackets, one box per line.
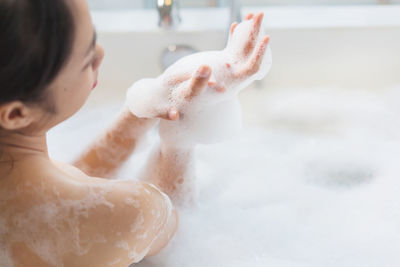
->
[1, 160, 173, 267]
[60, 179, 174, 266]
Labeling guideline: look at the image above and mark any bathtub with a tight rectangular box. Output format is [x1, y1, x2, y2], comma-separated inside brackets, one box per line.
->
[85, 6, 400, 105]
[48, 6, 400, 267]
[83, 6, 400, 127]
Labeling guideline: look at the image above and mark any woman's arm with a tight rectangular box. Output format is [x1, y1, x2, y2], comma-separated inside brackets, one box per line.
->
[139, 14, 269, 204]
[74, 64, 211, 179]
[140, 143, 196, 205]
[62, 180, 178, 266]
[73, 107, 157, 178]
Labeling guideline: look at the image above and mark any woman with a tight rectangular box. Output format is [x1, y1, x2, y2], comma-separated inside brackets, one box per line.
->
[0, 0, 268, 266]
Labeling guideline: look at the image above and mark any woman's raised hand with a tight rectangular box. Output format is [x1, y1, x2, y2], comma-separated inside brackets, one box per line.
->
[126, 13, 270, 122]
[224, 12, 270, 85]
[156, 65, 214, 121]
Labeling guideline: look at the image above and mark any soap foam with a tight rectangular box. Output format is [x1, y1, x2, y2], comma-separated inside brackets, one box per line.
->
[127, 17, 272, 147]
[48, 86, 400, 267]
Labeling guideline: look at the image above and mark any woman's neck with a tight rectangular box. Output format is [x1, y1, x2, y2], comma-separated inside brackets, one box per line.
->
[0, 130, 49, 161]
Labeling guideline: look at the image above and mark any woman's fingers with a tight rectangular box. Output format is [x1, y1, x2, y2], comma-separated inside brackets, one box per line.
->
[185, 65, 211, 100]
[165, 73, 191, 86]
[252, 13, 264, 40]
[167, 107, 180, 120]
[235, 35, 270, 78]
[227, 22, 238, 48]
[242, 12, 264, 57]
[245, 13, 254, 20]
[157, 107, 180, 121]
[208, 81, 226, 93]
[246, 35, 270, 76]
[230, 22, 238, 36]
[159, 66, 211, 120]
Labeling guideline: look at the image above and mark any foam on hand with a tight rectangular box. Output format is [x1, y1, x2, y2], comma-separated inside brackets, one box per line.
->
[127, 15, 272, 147]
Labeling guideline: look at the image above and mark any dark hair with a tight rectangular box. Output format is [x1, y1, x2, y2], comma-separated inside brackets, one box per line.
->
[0, 0, 75, 105]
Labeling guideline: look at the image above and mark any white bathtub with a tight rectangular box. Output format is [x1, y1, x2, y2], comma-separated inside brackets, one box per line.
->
[86, 6, 400, 109]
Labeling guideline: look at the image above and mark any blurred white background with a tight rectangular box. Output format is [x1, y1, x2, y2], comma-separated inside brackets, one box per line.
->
[87, 0, 400, 10]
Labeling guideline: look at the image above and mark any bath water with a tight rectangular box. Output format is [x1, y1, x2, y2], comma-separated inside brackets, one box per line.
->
[48, 86, 400, 267]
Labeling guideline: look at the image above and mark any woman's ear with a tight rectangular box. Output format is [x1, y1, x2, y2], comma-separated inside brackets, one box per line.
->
[0, 101, 35, 130]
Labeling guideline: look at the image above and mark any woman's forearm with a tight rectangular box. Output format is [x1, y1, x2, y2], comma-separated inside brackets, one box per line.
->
[140, 142, 195, 205]
[73, 107, 157, 178]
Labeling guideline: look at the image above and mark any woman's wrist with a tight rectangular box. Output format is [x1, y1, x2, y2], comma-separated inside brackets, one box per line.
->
[119, 106, 158, 137]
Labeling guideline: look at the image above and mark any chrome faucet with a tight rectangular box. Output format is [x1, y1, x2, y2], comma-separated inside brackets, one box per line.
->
[156, 0, 180, 29]
[226, 0, 241, 42]
[229, 0, 242, 27]
[158, 0, 242, 70]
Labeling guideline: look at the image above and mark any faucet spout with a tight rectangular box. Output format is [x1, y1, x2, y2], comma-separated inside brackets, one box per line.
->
[229, 0, 241, 26]
[156, 0, 180, 29]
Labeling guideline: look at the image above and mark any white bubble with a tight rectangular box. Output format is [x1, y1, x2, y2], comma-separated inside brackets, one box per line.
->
[48, 85, 400, 267]
[127, 18, 272, 148]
